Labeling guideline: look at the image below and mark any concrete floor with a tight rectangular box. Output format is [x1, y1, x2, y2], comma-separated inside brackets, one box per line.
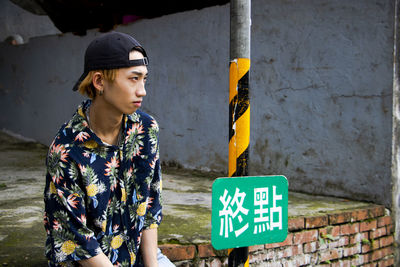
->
[0, 130, 376, 266]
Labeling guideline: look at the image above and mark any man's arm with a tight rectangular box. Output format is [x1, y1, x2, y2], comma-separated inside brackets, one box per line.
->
[140, 228, 158, 267]
[78, 253, 113, 267]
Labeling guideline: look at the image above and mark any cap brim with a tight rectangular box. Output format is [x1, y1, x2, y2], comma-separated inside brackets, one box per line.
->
[72, 71, 88, 91]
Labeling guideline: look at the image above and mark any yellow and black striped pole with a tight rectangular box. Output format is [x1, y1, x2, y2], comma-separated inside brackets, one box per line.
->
[229, 59, 250, 178]
[228, 58, 250, 267]
[228, 0, 251, 266]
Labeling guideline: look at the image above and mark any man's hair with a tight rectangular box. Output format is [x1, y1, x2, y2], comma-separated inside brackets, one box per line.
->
[78, 69, 117, 99]
[77, 47, 145, 99]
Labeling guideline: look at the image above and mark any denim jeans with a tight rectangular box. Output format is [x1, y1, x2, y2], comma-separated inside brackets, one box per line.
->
[157, 248, 175, 267]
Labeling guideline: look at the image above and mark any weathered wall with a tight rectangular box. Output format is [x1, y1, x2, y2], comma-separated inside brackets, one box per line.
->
[0, 0, 394, 206]
[250, 1, 394, 206]
[0, 0, 60, 43]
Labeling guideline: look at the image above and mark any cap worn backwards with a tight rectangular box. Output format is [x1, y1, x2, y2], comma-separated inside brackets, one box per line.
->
[72, 31, 148, 91]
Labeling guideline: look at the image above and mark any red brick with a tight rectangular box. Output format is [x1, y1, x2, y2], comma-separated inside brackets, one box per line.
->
[319, 248, 342, 262]
[318, 240, 328, 250]
[293, 229, 318, 244]
[379, 235, 394, 248]
[261, 262, 281, 267]
[283, 254, 312, 267]
[159, 244, 196, 261]
[198, 259, 206, 267]
[252, 249, 275, 261]
[249, 244, 264, 252]
[198, 244, 216, 258]
[362, 243, 371, 253]
[303, 241, 318, 253]
[340, 222, 360, 235]
[370, 227, 387, 239]
[351, 253, 370, 266]
[349, 232, 369, 244]
[363, 238, 380, 252]
[329, 211, 354, 224]
[331, 259, 352, 267]
[210, 258, 222, 267]
[319, 225, 340, 238]
[175, 262, 191, 267]
[360, 219, 377, 232]
[352, 208, 370, 221]
[282, 244, 302, 258]
[265, 233, 293, 249]
[367, 205, 385, 218]
[305, 215, 328, 229]
[378, 256, 395, 267]
[342, 244, 361, 257]
[288, 217, 304, 231]
[371, 247, 394, 261]
[386, 223, 394, 234]
[378, 216, 392, 227]
[249, 253, 263, 263]
[328, 236, 349, 249]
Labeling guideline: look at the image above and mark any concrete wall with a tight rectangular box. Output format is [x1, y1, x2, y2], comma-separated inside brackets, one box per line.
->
[0, 0, 394, 206]
[0, 0, 60, 43]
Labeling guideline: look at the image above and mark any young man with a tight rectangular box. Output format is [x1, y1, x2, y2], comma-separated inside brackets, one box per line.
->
[43, 32, 173, 267]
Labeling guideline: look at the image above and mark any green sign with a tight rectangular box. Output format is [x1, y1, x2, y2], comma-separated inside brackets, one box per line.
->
[211, 175, 288, 250]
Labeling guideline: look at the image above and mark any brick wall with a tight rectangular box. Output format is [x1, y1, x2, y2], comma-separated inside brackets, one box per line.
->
[159, 205, 395, 266]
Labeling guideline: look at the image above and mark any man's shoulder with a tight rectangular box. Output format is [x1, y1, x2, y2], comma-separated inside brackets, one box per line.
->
[49, 122, 74, 148]
[128, 110, 159, 128]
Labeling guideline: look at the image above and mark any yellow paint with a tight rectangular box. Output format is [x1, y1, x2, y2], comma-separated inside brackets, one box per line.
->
[245, 257, 249, 267]
[228, 58, 250, 264]
[229, 58, 250, 177]
[237, 58, 250, 81]
[229, 58, 250, 103]
[229, 61, 238, 103]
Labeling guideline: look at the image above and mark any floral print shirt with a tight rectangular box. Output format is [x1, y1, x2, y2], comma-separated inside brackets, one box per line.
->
[43, 100, 162, 267]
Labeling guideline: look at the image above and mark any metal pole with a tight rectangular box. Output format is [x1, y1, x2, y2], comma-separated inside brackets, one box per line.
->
[228, 0, 251, 266]
[392, 0, 400, 265]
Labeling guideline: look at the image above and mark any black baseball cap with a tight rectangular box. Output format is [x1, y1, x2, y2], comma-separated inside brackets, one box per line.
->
[72, 31, 148, 91]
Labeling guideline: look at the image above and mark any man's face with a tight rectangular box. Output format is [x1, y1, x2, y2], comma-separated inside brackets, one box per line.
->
[103, 50, 148, 115]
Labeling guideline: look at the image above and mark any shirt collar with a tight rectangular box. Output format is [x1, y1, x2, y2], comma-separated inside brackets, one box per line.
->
[67, 99, 139, 148]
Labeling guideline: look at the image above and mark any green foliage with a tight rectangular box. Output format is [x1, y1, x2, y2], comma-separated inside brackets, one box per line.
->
[320, 233, 337, 241]
[361, 238, 371, 245]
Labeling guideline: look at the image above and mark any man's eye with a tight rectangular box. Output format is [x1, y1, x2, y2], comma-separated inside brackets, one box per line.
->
[130, 77, 139, 81]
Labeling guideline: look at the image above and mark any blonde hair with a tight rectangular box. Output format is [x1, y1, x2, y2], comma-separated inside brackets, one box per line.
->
[78, 69, 117, 99]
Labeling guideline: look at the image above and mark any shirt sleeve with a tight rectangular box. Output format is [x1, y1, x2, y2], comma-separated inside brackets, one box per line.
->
[143, 120, 163, 229]
[43, 140, 101, 265]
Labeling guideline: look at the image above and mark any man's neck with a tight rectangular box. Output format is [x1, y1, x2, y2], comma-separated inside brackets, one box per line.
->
[89, 98, 123, 145]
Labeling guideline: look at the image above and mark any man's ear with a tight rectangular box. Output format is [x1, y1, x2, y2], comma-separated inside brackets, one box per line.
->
[92, 72, 104, 91]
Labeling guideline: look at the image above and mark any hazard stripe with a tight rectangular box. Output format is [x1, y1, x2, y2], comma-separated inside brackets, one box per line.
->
[228, 57, 250, 266]
[236, 147, 249, 177]
[229, 58, 250, 177]
[228, 247, 249, 267]
[235, 71, 249, 121]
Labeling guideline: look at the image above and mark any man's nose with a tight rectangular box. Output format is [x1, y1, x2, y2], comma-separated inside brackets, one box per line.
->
[137, 81, 146, 97]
